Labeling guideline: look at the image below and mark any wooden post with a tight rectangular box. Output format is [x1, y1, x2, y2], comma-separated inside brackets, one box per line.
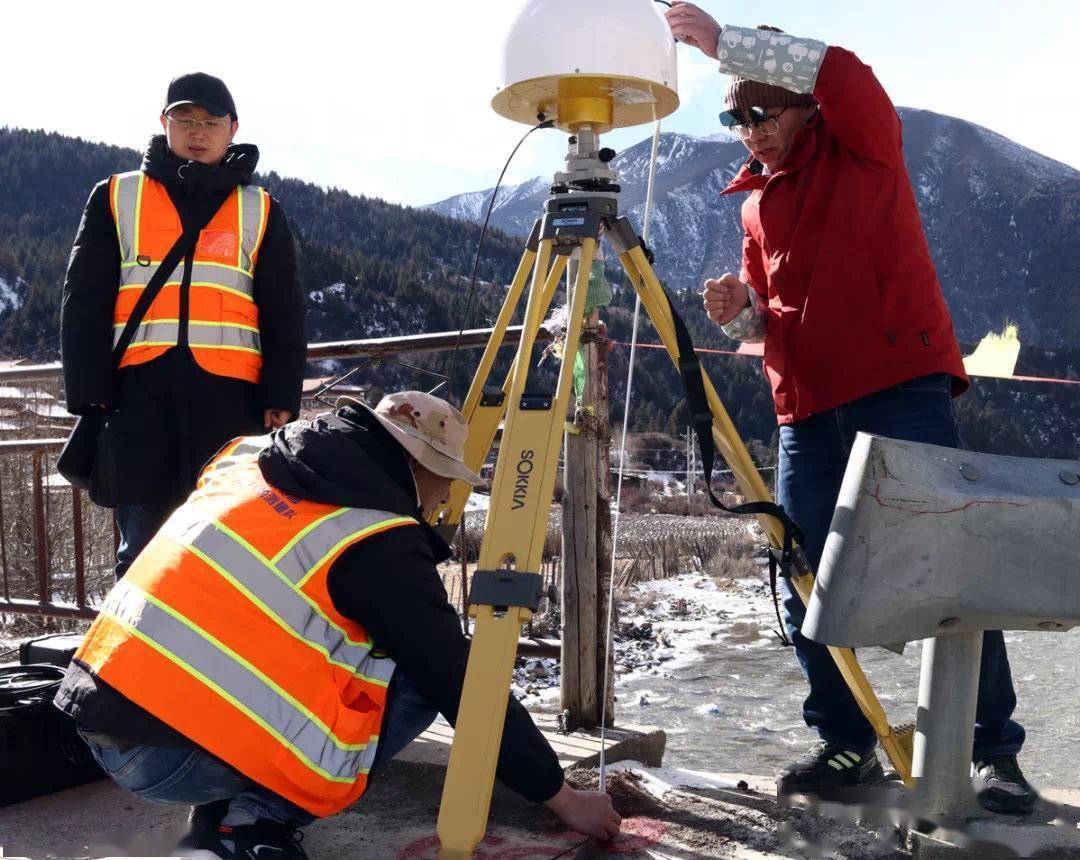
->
[560, 307, 613, 730]
[593, 320, 615, 727]
[561, 310, 598, 729]
[459, 513, 470, 635]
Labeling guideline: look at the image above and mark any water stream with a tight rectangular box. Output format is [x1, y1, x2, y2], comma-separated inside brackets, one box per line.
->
[615, 576, 1080, 791]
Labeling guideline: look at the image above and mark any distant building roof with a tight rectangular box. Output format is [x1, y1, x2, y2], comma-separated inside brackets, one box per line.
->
[0, 386, 55, 401]
[302, 377, 370, 397]
[26, 404, 73, 419]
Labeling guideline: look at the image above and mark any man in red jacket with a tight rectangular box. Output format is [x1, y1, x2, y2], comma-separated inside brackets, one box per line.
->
[667, 3, 1034, 813]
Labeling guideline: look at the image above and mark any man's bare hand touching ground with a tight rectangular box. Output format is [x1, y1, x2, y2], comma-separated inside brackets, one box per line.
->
[703, 273, 751, 326]
[544, 782, 622, 841]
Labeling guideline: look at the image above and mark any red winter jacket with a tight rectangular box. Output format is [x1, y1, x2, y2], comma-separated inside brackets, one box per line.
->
[721, 44, 968, 424]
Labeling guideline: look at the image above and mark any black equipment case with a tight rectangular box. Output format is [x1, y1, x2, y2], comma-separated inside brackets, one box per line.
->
[1, 657, 104, 806]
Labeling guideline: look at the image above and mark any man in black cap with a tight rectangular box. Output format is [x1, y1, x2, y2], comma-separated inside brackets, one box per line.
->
[60, 72, 307, 578]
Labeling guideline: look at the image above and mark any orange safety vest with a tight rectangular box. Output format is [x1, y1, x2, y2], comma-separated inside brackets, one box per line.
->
[74, 436, 418, 816]
[109, 171, 269, 384]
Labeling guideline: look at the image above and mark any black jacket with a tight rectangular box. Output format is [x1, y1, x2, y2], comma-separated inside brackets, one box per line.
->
[60, 136, 307, 507]
[56, 406, 565, 805]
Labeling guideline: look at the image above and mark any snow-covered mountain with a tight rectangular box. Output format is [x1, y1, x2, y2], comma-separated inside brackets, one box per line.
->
[430, 108, 1080, 352]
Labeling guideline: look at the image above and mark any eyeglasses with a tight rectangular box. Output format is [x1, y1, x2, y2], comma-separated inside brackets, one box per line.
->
[165, 114, 232, 133]
[718, 106, 790, 139]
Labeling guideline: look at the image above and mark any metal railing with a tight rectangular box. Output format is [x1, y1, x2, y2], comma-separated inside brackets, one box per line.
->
[0, 438, 108, 621]
[0, 327, 550, 623]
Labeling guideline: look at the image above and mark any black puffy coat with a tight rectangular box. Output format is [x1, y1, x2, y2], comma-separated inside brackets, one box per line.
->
[56, 406, 565, 804]
[60, 136, 307, 507]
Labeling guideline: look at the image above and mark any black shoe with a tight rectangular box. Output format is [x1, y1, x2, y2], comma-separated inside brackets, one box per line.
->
[182, 800, 232, 842]
[974, 755, 1037, 815]
[778, 741, 885, 796]
[175, 818, 307, 859]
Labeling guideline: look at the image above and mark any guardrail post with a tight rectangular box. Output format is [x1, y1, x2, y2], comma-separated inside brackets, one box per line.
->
[33, 452, 49, 605]
[73, 487, 87, 609]
[0, 468, 8, 603]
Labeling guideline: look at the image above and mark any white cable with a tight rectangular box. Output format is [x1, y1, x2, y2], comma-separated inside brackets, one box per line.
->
[599, 119, 663, 791]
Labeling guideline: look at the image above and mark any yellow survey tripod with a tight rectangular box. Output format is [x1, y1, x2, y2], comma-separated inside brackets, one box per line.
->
[432, 128, 914, 858]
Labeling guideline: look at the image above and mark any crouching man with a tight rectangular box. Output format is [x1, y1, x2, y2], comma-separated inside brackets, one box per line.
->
[55, 392, 620, 858]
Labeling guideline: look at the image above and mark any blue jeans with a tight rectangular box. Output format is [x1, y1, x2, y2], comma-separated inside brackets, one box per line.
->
[777, 374, 1025, 760]
[115, 502, 175, 579]
[80, 669, 438, 826]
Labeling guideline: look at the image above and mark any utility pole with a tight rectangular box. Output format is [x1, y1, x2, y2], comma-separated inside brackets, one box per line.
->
[685, 427, 691, 514]
[686, 426, 696, 515]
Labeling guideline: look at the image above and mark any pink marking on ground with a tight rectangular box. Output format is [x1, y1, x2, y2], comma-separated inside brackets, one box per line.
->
[399, 816, 667, 858]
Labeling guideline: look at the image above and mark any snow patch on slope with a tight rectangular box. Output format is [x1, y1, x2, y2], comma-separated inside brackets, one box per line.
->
[0, 277, 22, 313]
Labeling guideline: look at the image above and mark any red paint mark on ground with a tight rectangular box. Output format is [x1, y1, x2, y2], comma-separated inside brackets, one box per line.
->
[399, 817, 667, 858]
[605, 817, 668, 853]
[400, 831, 577, 859]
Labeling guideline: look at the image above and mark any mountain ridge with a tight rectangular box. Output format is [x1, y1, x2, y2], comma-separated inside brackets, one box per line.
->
[0, 123, 1075, 458]
[429, 107, 1080, 352]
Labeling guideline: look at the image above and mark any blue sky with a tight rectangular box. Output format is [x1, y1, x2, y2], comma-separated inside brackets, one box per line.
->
[3, 1, 1077, 206]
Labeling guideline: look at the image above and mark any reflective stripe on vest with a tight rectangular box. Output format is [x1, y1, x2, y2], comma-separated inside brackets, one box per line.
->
[196, 434, 273, 488]
[113, 320, 261, 354]
[109, 171, 269, 382]
[73, 439, 417, 816]
[119, 262, 255, 300]
[104, 578, 383, 782]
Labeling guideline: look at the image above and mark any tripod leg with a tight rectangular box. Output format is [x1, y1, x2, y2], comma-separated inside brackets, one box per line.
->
[433, 223, 580, 533]
[615, 242, 913, 785]
[436, 238, 596, 858]
[434, 222, 542, 532]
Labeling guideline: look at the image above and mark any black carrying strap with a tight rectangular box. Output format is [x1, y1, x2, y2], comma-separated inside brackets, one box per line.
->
[57, 200, 225, 494]
[662, 287, 804, 646]
[110, 201, 226, 369]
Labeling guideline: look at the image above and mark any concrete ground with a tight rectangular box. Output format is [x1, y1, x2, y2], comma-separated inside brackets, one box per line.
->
[0, 716, 665, 859]
[0, 766, 901, 860]
[3, 717, 1079, 859]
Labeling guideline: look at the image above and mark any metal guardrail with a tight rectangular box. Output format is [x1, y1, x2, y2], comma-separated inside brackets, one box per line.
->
[0, 326, 551, 385]
[0, 438, 105, 621]
[0, 327, 549, 623]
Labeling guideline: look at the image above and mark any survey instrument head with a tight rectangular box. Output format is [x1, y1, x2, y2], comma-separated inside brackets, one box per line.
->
[492, 0, 679, 133]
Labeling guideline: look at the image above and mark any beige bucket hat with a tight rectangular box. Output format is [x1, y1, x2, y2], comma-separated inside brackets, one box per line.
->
[340, 391, 483, 486]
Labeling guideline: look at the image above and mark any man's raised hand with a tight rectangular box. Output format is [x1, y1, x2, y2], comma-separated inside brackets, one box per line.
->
[664, 1, 722, 59]
[703, 273, 751, 326]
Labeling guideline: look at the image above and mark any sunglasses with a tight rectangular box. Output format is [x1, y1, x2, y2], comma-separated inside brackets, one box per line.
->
[718, 106, 790, 139]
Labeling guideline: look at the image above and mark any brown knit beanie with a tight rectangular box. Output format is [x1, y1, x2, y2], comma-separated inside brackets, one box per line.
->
[724, 25, 818, 114]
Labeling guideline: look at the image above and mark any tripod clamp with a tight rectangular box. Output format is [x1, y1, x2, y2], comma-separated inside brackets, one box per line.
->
[469, 569, 543, 613]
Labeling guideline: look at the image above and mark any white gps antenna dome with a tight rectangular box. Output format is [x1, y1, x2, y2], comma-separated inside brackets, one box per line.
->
[492, 0, 679, 134]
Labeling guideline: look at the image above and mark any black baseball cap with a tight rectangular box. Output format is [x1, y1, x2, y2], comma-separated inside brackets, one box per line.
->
[163, 72, 238, 120]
